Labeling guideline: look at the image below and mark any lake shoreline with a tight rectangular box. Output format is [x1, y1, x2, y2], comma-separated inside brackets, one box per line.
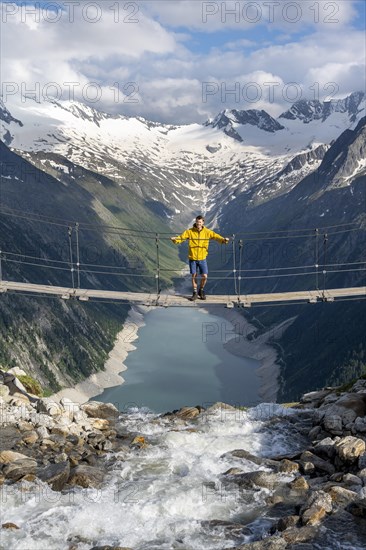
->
[53, 299, 285, 405]
[53, 306, 146, 404]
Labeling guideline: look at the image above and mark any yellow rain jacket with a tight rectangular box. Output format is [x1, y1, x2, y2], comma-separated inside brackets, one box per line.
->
[173, 224, 227, 260]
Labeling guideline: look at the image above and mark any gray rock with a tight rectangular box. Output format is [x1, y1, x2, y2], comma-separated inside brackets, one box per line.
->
[351, 379, 366, 392]
[300, 490, 333, 525]
[323, 394, 366, 428]
[277, 515, 299, 531]
[68, 464, 104, 488]
[0, 385, 10, 399]
[300, 451, 335, 475]
[323, 415, 343, 435]
[222, 449, 263, 465]
[327, 485, 358, 505]
[37, 398, 63, 417]
[335, 436, 366, 463]
[228, 470, 280, 490]
[342, 473, 363, 489]
[281, 525, 320, 543]
[37, 461, 70, 491]
[0, 450, 29, 464]
[3, 458, 37, 481]
[346, 499, 366, 518]
[175, 406, 200, 420]
[81, 401, 119, 420]
[354, 416, 366, 433]
[300, 389, 334, 407]
[314, 437, 336, 459]
[235, 536, 287, 550]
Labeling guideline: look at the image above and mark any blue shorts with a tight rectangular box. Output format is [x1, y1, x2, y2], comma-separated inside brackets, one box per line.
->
[189, 259, 208, 275]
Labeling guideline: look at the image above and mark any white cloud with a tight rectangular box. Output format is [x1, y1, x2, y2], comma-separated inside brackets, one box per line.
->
[141, 0, 360, 32]
[1, 1, 365, 124]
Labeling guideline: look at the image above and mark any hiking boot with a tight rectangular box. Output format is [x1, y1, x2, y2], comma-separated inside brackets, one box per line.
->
[189, 291, 198, 301]
[198, 288, 206, 300]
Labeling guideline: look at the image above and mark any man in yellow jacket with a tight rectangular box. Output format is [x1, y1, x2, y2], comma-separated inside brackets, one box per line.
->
[171, 215, 229, 300]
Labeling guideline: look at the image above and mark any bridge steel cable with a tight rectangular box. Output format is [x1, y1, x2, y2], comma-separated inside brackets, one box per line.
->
[1, 207, 365, 302]
[1, 206, 363, 237]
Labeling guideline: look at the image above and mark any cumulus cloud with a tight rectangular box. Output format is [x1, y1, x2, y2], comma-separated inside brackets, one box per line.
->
[141, 0, 360, 32]
[1, 1, 365, 123]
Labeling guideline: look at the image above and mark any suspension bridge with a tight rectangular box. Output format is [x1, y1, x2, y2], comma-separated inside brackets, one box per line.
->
[0, 208, 365, 308]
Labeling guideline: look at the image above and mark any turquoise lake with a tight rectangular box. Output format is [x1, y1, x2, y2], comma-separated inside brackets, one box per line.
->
[96, 307, 261, 413]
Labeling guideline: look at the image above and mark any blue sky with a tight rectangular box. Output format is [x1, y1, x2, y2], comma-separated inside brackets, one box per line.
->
[2, 0, 365, 122]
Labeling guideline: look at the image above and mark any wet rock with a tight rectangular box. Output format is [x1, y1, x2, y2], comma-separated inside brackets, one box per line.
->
[55, 452, 69, 463]
[235, 535, 287, 549]
[224, 467, 243, 475]
[276, 515, 299, 531]
[201, 519, 251, 540]
[276, 459, 299, 474]
[229, 470, 280, 490]
[222, 449, 263, 465]
[37, 461, 70, 491]
[130, 436, 147, 449]
[323, 415, 343, 435]
[3, 458, 37, 481]
[0, 450, 30, 464]
[175, 406, 200, 420]
[335, 436, 366, 463]
[346, 499, 366, 518]
[313, 437, 336, 459]
[81, 401, 119, 420]
[354, 416, 366, 433]
[36, 426, 50, 439]
[300, 461, 315, 475]
[205, 402, 237, 414]
[300, 490, 332, 525]
[358, 451, 366, 470]
[2, 522, 20, 530]
[288, 476, 309, 491]
[281, 525, 320, 543]
[21, 431, 39, 445]
[308, 425, 321, 440]
[299, 451, 335, 475]
[90, 418, 111, 431]
[68, 464, 104, 488]
[327, 485, 358, 505]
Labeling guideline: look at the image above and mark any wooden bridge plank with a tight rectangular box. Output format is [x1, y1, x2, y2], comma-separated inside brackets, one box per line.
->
[0, 281, 365, 306]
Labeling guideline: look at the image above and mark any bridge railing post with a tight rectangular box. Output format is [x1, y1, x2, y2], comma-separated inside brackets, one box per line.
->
[68, 226, 75, 292]
[155, 233, 161, 297]
[322, 232, 328, 300]
[238, 239, 243, 303]
[75, 222, 81, 289]
[231, 234, 237, 298]
[314, 228, 319, 292]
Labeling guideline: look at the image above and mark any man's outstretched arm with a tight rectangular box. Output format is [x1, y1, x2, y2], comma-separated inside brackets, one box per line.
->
[171, 229, 190, 244]
[209, 230, 230, 244]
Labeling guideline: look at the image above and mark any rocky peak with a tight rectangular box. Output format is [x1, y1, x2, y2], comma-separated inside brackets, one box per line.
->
[279, 91, 365, 124]
[0, 99, 23, 127]
[208, 108, 284, 142]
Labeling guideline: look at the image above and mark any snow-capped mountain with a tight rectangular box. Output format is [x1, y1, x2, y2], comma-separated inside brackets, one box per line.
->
[279, 91, 365, 123]
[0, 92, 364, 225]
